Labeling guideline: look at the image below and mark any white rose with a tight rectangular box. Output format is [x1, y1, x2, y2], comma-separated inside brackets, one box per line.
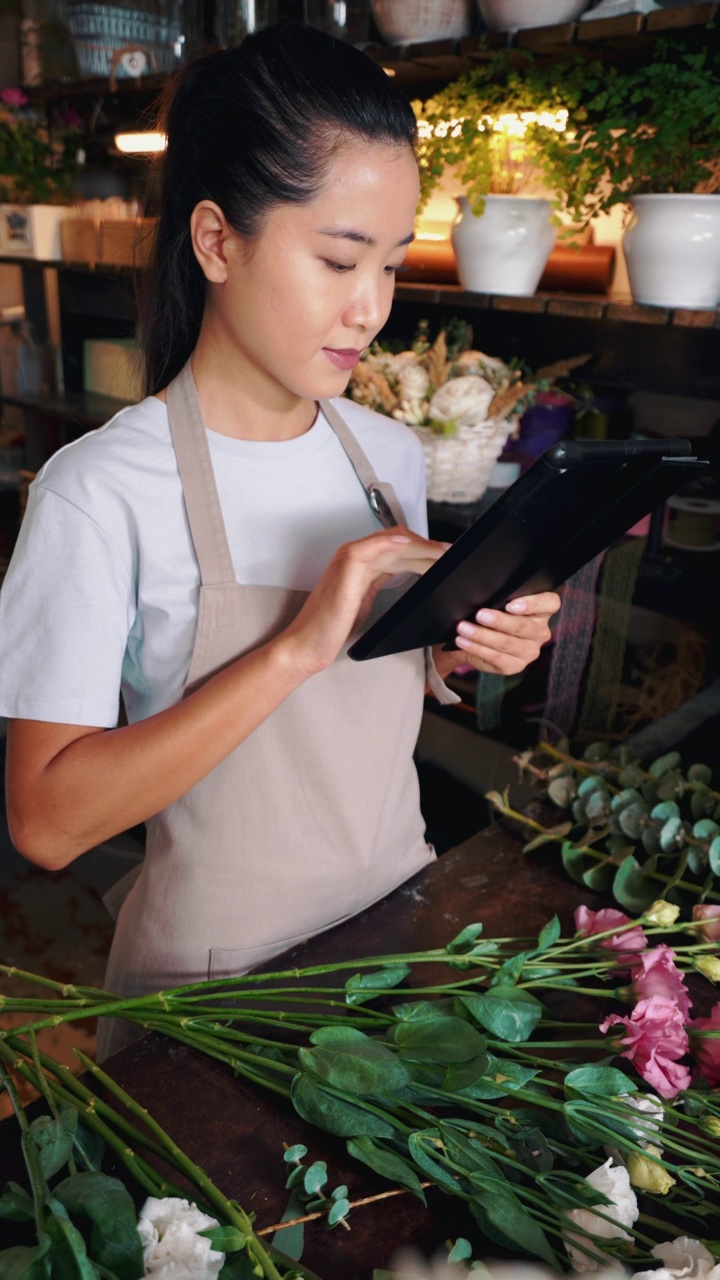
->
[138, 1197, 224, 1279]
[564, 1158, 639, 1273]
[399, 362, 430, 402]
[633, 1238, 720, 1280]
[428, 374, 495, 425]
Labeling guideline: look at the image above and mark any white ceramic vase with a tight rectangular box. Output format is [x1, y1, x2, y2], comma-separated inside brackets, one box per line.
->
[478, 0, 591, 29]
[371, 0, 473, 44]
[451, 195, 556, 296]
[623, 195, 720, 310]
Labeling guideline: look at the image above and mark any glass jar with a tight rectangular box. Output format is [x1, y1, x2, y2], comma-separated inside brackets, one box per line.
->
[303, 0, 370, 42]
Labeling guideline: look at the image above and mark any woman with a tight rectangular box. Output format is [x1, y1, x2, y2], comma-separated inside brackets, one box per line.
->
[0, 25, 558, 1056]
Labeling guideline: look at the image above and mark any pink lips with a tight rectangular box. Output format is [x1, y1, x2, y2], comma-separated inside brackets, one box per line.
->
[323, 347, 362, 371]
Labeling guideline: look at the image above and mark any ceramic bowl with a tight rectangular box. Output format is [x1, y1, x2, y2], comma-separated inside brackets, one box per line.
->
[477, 0, 591, 30]
[371, 0, 474, 44]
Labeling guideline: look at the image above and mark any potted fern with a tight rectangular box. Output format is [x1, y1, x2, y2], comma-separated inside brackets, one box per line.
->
[543, 41, 720, 309]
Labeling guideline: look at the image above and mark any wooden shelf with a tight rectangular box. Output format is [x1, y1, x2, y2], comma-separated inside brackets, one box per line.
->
[394, 282, 720, 330]
[0, 389, 126, 429]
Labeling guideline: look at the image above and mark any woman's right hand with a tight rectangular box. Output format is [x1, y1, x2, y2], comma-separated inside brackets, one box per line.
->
[277, 527, 448, 678]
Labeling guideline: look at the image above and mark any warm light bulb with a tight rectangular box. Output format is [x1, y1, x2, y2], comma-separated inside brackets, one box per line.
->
[114, 132, 168, 155]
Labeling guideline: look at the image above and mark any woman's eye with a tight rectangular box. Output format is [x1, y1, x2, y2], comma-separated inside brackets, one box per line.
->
[325, 260, 355, 273]
[385, 263, 407, 275]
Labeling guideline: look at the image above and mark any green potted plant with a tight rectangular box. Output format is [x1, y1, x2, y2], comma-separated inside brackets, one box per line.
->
[413, 52, 591, 296]
[542, 41, 720, 309]
[0, 88, 81, 261]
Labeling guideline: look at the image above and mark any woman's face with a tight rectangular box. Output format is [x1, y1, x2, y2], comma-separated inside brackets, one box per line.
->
[204, 139, 420, 405]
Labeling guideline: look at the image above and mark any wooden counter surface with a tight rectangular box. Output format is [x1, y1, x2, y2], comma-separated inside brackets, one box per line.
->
[0, 825, 609, 1275]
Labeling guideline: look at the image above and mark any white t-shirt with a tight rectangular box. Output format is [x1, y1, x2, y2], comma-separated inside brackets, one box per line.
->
[0, 395, 428, 728]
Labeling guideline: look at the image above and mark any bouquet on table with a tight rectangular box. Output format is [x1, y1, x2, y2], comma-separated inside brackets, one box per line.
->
[2, 898, 720, 1279]
[346, 320, 589, 503]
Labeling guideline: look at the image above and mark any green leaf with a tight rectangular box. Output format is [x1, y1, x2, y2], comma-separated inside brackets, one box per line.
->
[564, 1066, 637, 1099]
[29, 1110, 77, 1180]
[689, 764, 713, 785]
[578, 775, 609, 797]
[469, 1186, 558, 1269]
[460, 1054, 539, 1100]
[52, 1173, 143, 1280]
[392, 997, 458, 1023]
[407, 1130, 464, 1193]
[490, 952, 529, 988]
[392, 1016, 485, 1063]
[71, 1121, 104, 1175]
[345, 965, 410, 1006]
[43, 1199, 100, 1280]
[660, 815, 683, 853]
[283, 1145, 308, 1163]
[443, 1053, 490, 1093]
[582, 859, 615, 892]
[271, 1187, 305, 1264]
[460, 986, 543, 1043]
[651, 800, 681, 822]
[300, 1028, 410, 1096]
[612, 855, 658, 914]
[0, 1183, 35, 1222]
[694, 819, 720, 841]
[536, 915, 561, 952]
[561, 841, 595, 885]
[0, 1242, 51, 1280]
[448, 1239, 473, 1263]
[200, 1226, 252, 1251]
[446, 923, 484, 953]
[291, 1075, 396, 1139]
[346, 1137, 426, 1204]
[709, 837, 720, 876]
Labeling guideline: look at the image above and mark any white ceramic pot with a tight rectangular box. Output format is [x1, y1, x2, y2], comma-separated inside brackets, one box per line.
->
[451, 195, 556, 296]
[478, 0, 591, 29]
[623, 194, 720, 310]
[0, 204, 71, 260]
[371, 0, 473, 44]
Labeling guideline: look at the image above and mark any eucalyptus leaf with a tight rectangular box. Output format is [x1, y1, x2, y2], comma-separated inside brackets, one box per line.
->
[448, 1239, 473, 1263]
[345, 965, 410, 1006]
[578, 775, 609, 798]
[688, 764, 713, 785]
[460, 986, 543, 1044]
[327, 1198, 350, 1227]
[561, 841, 594, 885]
[691, 786, 716, 820]
[618, 802, 648, 840]
[651, 800, 681, 822]
[582, 860, 614, 892]
[709, 836, 720, 876]
[346, 1136, 427, 1203]
[693, 819, 720, 841]
[611, 788, 644, 814]
[392, 1016, 485, 1064]
[582, 742, 609, 763]
[660, 815, 683, 853]
[649, 751, 682, 778]
[300, 1027, 410, 1095]
[618, 764, 645, 788]
[283, 1145, 308, 1163]
[612, 855, 658, 914]
[291, 1075, 396, 1139]
[53, 1171, 144, 1280]
[302, 1162, 328, 1196]
[585, 791, 612, 822]
[548, 777, 576, 808]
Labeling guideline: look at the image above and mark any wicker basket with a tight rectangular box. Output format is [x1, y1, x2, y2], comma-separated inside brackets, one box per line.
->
[413, 417, 514, 504]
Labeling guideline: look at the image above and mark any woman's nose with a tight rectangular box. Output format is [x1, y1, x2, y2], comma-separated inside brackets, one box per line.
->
[343, 274, 391, 335]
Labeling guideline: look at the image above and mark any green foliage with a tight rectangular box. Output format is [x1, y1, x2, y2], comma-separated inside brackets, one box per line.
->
[414, 41, 720, 230]
[0, 93, 80, 204]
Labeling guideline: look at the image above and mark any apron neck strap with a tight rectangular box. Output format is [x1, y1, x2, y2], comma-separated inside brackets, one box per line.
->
[166, 361, 236, 586]
[319, 398, 407, 530]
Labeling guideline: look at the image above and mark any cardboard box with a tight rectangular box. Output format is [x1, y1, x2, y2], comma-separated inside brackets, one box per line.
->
[99, 218, 156, 268]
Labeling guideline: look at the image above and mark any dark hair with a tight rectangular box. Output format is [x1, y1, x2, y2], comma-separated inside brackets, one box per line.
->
[138, 23, 417, 396]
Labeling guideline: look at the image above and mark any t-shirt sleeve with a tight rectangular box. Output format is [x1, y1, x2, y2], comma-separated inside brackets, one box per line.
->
[0, 484, 135, 727]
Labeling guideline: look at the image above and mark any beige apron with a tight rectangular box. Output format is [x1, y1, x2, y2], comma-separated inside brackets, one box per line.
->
[97, 362, 443, 1058]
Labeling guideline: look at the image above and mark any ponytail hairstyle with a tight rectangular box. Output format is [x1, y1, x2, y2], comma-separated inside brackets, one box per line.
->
[138, 23, 418, 396]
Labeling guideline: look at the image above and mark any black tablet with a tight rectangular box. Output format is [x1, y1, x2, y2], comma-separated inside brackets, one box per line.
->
[348, 438, 707, 662]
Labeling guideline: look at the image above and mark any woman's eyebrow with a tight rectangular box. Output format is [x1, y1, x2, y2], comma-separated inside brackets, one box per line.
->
[317, 227, 415, 247]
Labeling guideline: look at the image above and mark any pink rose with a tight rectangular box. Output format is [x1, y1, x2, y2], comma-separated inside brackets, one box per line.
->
[0, 87, 28, 107]
[601, 996, 691, 1099]
[630, 945, 693, 1020]
[574, 905, 648, 970]
[688, 1001, 720, 1087]
[692, 904, 720, 943]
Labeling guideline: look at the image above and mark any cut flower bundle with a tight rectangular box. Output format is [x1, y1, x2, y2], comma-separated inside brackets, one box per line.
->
[1, 901, 720, 1278]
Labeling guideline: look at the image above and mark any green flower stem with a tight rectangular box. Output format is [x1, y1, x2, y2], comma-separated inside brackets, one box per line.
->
[0, 962, 107, 999]
[75, 1050, 288, 1280]
[0, 1048, 47, 1236]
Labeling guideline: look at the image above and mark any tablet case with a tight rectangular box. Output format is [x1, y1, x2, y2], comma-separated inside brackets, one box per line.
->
[348, 438, 707, 662]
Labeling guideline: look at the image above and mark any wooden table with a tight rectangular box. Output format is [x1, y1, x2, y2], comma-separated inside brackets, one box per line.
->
[0, 825, 609, 1275]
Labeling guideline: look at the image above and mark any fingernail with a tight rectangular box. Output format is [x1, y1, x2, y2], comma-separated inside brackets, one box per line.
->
[441, 541, 453, 550]
[507, 598, 528, 613]
[457, 620, 474, 637]
[455, 636, 471, 650]
[390, 535, 411, 543]
[475, 609, 495, 625]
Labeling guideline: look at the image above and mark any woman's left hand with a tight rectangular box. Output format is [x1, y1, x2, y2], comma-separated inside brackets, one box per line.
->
[432, 591, 560, 679]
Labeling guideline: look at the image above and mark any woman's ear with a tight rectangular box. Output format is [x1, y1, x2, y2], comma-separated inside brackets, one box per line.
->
[190, 201, 234, 283]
